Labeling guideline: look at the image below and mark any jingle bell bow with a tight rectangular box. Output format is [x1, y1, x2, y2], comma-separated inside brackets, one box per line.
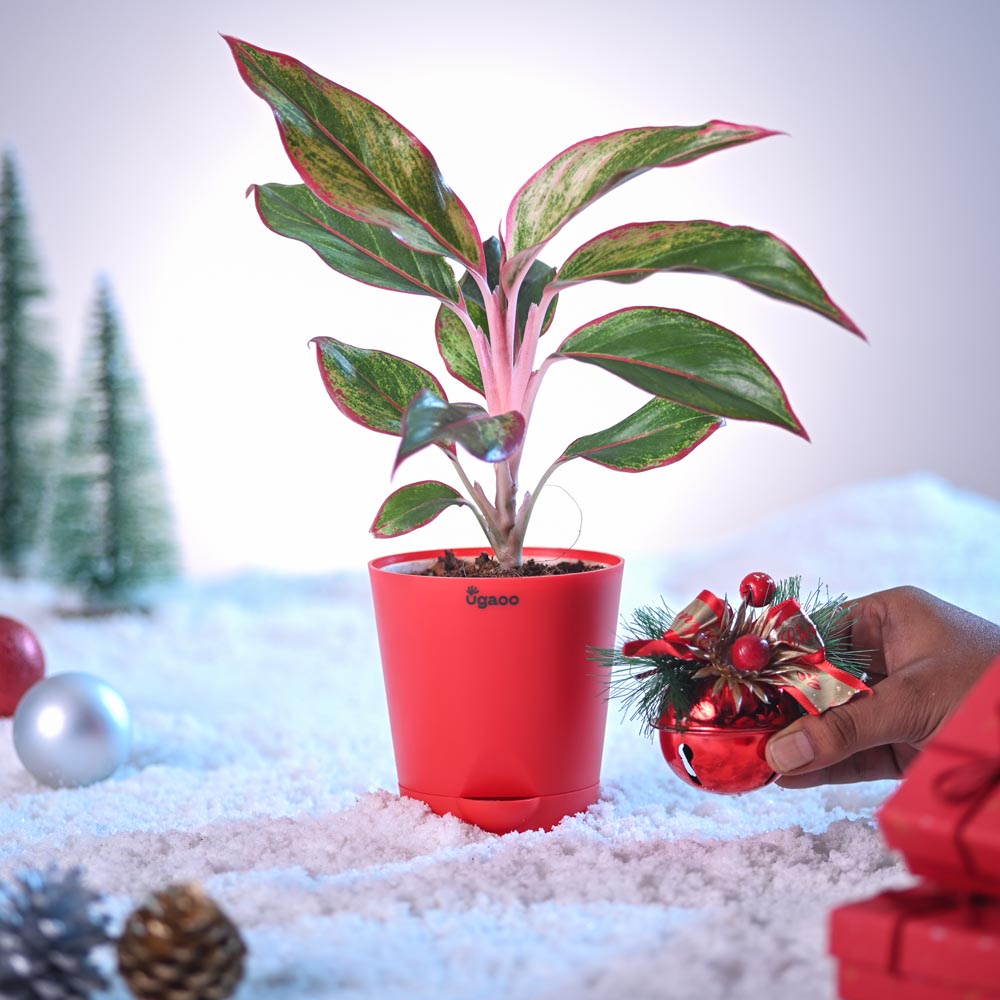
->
[622, 589, 871, 714]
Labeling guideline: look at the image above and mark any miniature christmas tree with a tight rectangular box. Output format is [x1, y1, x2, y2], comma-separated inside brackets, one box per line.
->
[48, 279, 177, 610]
[0, 151, 59, 577]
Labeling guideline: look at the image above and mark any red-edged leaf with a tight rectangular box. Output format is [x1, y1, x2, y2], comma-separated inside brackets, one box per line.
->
[554, 221, 862, 336]
[559, 398, 723, 471]
[226, 36, 483, 270]
[313, 337, 447, 436]
[504, 121, 777, 278]
[370, 481, 467, 537]
[435, 306, 485, 395]
[253, 183, 460, 302]
[556, 306, 806, 436]
[394, 389, 524, 471]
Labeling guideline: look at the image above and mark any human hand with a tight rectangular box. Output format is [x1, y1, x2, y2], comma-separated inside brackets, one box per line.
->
[765, 586, 1000, 786]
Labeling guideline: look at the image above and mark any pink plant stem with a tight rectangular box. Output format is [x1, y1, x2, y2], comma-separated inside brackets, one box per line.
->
[442, 301, 500, 414]
[468, 270, 511, 413]
[442, 449, 502, 548]
[521, 353, 561, 426]
[510, 285, 556, 408]
[504, 264, 529, 375]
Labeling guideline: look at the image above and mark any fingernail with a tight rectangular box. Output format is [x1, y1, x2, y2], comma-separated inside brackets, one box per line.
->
[767, 730, 815, 773]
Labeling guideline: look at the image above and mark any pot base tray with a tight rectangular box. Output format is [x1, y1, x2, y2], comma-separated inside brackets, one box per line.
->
[399, 783, 600, 834]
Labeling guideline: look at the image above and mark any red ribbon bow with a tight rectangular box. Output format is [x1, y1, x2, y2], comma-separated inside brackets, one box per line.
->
[623, 589, 870, 715]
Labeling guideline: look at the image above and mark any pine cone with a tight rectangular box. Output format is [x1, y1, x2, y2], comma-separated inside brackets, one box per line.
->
[117, 883, 247, 1000]
[0, 866, 111, 1000]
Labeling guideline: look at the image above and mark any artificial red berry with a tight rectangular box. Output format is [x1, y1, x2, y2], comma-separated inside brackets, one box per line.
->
[740, 572, 776, 607]
[730, 634, 771, 672]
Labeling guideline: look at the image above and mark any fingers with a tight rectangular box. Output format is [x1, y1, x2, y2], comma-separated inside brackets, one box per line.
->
[775, 745, 904, 787]
[768, 586, 1000, 788]
[844, 593, 889, 677]
[764, 670, 937, 778]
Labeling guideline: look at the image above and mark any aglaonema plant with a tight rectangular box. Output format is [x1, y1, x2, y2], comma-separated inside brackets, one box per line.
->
[226, 37, 863, 570]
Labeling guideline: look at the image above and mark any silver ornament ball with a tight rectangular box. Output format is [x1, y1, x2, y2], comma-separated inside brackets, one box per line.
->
[13, 672, 132, 787]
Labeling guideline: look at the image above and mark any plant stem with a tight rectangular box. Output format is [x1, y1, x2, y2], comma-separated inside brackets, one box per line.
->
[442, 449, 503, 551]
[467, 270, 511, 412]
[442, 300, 500, 413]
[510, 454, 565, 549]
[510, 284, 555, 406]
[521, 353, 562, 425]
[504, 263, 529, 366]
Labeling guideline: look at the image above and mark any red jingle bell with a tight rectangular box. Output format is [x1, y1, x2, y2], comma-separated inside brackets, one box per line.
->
[656, 683, 801, 794]
[740, 572, 776, 607]
[0, 615, 46, 716]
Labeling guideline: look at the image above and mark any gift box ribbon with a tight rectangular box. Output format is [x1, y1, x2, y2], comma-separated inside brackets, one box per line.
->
[931, 705, 1000, 885]
[623, 590, 870, 714]
[882, 889, 991, 976]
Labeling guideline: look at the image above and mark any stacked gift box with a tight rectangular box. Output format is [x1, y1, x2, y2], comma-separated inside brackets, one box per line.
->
[829, 656, 1000, 998]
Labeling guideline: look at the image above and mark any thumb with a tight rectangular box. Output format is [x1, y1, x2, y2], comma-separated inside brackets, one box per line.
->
[764, 673, 927, 776]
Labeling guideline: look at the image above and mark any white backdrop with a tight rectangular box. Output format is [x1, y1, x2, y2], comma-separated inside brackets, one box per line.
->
[2, 0, 997, 577]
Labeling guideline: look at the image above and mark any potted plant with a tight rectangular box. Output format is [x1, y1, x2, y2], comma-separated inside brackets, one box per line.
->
[226, 37, 863, 833]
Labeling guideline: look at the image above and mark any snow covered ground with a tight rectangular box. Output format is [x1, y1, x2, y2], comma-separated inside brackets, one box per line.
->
[1, 473, 997, 999]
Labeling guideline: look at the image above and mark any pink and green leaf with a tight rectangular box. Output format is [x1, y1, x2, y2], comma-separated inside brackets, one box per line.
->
[559, 397, 723, 471]
[226, 37, 483, 270]
[313, 336, 447, 436]
[504, 121, 778, 275]
[370, 480, 468, 537]
[434, 306, 485, 395]
[554, 221, 862, 335]
[556, 306, 806, 436]
[395, 389, 525, 471]
[254, 183, 461, 302]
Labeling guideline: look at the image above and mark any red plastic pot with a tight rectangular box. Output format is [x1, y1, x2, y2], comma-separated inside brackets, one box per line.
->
[369, 547, 624, 834]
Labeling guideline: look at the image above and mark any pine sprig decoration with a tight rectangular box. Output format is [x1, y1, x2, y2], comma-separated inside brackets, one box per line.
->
[595, 599, 704, 737]
[600, 574, 872, 737]
[0, 866, 111, 1000]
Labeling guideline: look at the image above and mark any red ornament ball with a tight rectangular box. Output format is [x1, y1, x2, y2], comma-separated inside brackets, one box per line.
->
[657, 684, 801, 794]
[740, 572, 776, 607]
[0, 616, 46, 716]
[730, 634, 771, 672]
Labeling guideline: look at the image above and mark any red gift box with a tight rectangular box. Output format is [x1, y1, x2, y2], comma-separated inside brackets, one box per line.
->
[829, 885, 1000, 999]
[878, 657, 1000, 894]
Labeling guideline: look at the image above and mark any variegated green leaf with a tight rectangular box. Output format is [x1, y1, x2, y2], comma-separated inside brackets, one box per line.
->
[227, 37, 483, 270]
[254, 183, 461, 302]
[556, 307, 805, 436]
[560, 398, 723, 471]
[505, 121, 777, 275]
[313, 337, 446, 435]
[434, 306, 485, 395]
[370, 480, 467, 537]
[554, 221, 861, 335]
[395, 389, 525, 471]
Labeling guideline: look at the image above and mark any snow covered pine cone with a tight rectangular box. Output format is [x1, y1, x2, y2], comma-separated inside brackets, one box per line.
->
[0, 866, 111, 1000]
[117, 883, 246, 1000]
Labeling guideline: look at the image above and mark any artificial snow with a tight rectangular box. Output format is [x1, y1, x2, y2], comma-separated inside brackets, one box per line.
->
[1, 472, 997, 999]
